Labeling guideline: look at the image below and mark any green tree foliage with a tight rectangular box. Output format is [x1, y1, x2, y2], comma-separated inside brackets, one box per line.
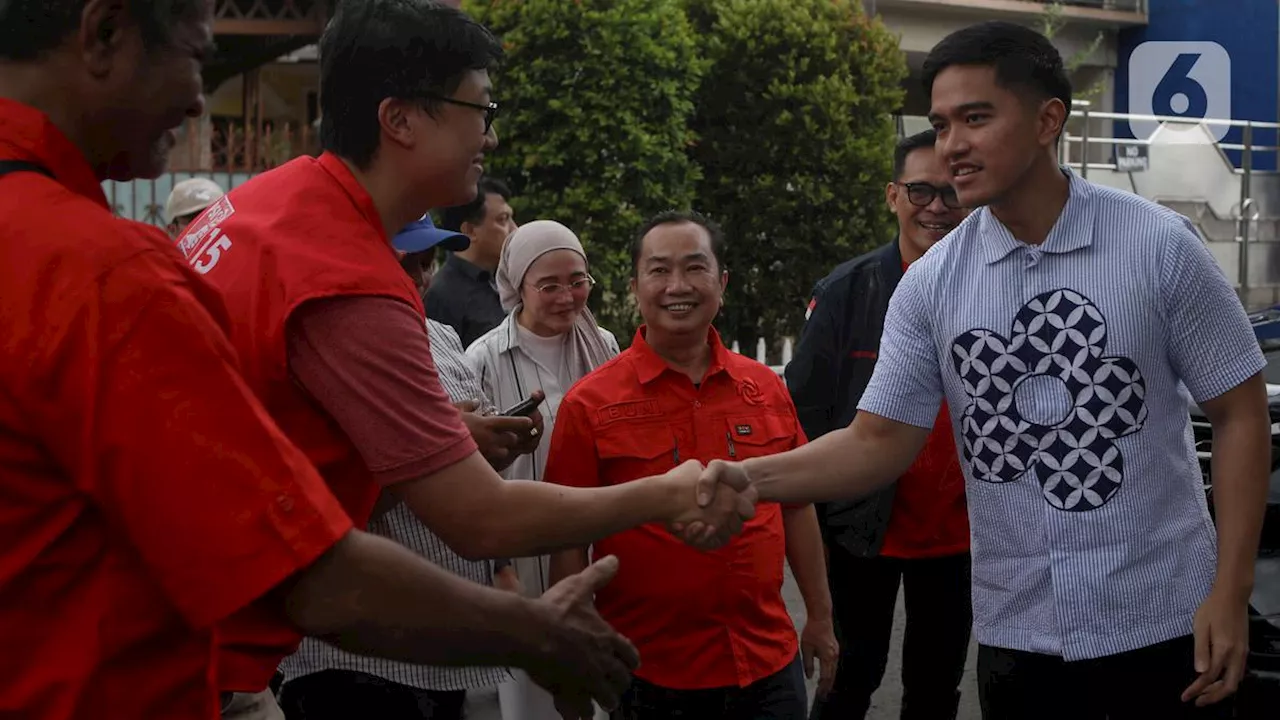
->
[685, 0, 907, 351]
[1039, 0, 1105, 102]
[462, 0, 705, 337]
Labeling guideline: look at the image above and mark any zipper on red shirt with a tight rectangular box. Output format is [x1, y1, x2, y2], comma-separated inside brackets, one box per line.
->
[673, 437, 680, 466]
[726, 432, 736, 458]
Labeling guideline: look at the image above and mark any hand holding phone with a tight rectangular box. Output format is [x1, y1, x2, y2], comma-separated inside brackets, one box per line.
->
[502, 394, 544, 417]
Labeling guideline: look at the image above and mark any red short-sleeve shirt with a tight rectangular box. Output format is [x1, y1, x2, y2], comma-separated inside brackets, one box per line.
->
[0, 99, 352, 719]
[544, 327, 805, 690]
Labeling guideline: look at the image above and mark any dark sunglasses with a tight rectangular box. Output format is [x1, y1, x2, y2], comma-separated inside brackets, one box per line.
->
[896, 182, 963, 210]
[424, 95, 500, 135]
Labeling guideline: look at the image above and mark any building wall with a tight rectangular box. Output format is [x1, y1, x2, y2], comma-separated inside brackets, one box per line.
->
[1113, 0, 1279, 169]
[879, 7, 1119, 119]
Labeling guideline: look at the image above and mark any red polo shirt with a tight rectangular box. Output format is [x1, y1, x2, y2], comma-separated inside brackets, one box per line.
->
[183, 152, 477, 689]
[544, 327, 804, 690]
[0, 101, 351, 719]
[879, 261, 968, 558]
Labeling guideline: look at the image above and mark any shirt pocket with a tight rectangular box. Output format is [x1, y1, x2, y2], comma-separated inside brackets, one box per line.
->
[597, 425, 677, 486]
[723, 412, 796, 461]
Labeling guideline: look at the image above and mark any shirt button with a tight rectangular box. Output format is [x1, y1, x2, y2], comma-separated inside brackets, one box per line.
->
[277, 494, 295, 513]
[694, 400, 702, 408]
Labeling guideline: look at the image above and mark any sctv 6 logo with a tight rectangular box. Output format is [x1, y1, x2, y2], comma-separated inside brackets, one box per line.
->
[1128, 41, 1231, 141]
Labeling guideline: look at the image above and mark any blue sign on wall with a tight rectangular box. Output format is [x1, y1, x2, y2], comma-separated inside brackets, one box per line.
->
[1113, 0, 1279, 171]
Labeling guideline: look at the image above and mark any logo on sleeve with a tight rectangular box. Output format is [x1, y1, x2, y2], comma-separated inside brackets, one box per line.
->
[177, 196, 236, 275]
[805, 297, 817, 321]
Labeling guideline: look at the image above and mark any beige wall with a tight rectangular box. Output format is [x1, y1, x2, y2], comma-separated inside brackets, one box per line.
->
[879, 6, 1117, 66]
[207, 61, 318, 129]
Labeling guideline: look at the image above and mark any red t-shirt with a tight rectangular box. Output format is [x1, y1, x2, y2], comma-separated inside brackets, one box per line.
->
[544, 327, 804, 690]
[183, 152, 477, 689]
[879, 261, 968, 558]
[0, 100, 352, 719]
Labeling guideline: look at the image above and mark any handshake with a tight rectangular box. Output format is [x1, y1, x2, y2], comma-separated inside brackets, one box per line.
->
[527, 458, 758, 720]
[662, 458, 759, 549]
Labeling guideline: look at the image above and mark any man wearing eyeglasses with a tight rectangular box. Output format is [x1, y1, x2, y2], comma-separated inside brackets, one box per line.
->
[786, 129, 973, 720]
[174, 2, 759, 718]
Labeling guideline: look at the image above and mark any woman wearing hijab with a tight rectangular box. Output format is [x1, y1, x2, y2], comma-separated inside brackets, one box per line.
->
[465, 220, 618, 720]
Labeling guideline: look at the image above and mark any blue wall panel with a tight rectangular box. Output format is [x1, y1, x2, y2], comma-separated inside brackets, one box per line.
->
[1114, 0, 1279, 170]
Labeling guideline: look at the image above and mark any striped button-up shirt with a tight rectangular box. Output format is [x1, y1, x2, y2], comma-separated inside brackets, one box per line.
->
[278, 319, 510, 690]
[859, 168, 1265, 661]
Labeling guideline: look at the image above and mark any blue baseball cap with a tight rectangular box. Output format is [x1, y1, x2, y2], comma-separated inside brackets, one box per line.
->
[393, 214, 470, 254]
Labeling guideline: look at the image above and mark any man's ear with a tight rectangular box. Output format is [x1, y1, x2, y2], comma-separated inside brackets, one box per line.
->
[885, 181, 898, 210]
[80, 0, 132, 78]
[1038, 97, 1068, 149]
[377, 97, 419, 151]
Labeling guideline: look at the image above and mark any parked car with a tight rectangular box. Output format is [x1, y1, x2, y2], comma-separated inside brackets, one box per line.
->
[1190, 306, 1280, 716]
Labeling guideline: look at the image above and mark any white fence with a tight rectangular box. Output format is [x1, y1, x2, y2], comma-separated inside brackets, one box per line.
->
[729, 337, 794, 376]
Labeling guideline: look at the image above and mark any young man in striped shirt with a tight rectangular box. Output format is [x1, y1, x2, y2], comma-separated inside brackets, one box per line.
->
[696, 21, 1269, 719]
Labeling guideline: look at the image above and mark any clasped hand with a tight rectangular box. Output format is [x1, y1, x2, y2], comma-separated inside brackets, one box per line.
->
[664, 459, 758, 549]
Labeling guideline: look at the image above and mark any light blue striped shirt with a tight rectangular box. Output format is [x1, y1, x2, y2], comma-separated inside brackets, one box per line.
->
[859, 168, 1265, 661]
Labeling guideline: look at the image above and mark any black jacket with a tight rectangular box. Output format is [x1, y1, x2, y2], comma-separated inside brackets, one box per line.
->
[784, 240, 904, 557]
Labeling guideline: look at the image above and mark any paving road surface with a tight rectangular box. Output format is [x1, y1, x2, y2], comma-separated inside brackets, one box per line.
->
[783, 563, 981, 720]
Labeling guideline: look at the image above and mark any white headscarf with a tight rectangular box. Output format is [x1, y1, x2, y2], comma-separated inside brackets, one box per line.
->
[495, 220, 614, 375]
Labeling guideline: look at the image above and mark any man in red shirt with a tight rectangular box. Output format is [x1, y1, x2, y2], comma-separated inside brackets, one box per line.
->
[785, 129, 973, 720]
[0, 1, 671, 718]
[544, 211, 838, 720]
[177, 2, 758, 716]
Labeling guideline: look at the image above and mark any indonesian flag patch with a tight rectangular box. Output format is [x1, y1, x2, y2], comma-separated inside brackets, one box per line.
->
[805, 297, 817, 321]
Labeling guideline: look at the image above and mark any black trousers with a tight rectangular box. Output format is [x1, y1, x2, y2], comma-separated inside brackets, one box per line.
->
[614, 654, 808, 720]
[809, 549, 973, 720]
[978, 635, 1236, 719]
[279, 669, 466, 720]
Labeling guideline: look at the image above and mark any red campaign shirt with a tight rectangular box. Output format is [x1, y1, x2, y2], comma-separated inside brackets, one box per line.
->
[544, 327, 805, 690]
[181, 152, 477, 689]
[0, 100, 351, 719]
[879, 260, 968, 558]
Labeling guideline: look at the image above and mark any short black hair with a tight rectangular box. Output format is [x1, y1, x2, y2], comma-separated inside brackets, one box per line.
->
[632, 210, 726, 277]
[893, 129, 938, 180]
[319, 0, 503, 169]
[0, 0, 206, 61]
[922, 21, 1072, 111]
[439, 176, 512, 232]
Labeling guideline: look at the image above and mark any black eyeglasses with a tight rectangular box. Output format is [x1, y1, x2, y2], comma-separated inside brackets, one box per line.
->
[425, 95, 499, 134]
[897, 182, 963, 209]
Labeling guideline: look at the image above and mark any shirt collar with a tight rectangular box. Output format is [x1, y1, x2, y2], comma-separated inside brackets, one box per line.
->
[629, 325, 743, 385]
[978, 166, 1097, 265]
[0, 99, 111, 208]
[446, 253, 493, 282]
[316, 151, 388, 240]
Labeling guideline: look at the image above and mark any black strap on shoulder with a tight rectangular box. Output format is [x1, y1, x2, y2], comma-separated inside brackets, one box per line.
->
[0, 160, 53, 179]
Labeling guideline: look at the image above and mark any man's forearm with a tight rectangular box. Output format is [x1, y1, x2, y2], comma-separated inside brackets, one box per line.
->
[782, 505, 832, 618]
[399, 452, 685, 560]
[283, 530, 547, 669]
[1208, 412, 1270, 597]
[746, 415, 928, 506]
[474, 475, 682, 557]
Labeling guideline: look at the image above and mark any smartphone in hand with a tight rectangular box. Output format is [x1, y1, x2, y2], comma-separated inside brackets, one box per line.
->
[501, 395, 543, 417]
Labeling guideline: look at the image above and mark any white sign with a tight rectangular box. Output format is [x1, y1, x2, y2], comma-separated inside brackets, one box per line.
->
[1128, 41, 1231, 142]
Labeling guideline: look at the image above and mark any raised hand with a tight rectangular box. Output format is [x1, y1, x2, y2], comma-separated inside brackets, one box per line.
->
[664, 459, 757, 549]
[525, 556, 639, 717]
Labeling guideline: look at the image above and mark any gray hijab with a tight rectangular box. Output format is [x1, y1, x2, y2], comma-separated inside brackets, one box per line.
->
[495, 220, 615, 375]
